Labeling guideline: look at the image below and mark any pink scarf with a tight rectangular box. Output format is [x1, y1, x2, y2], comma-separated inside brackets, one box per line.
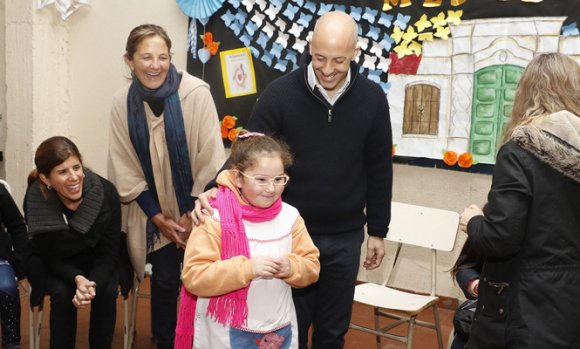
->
[175, 186, 282, 349]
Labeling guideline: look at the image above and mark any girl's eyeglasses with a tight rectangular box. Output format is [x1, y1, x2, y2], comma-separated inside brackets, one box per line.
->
[239, 171, 290, 186]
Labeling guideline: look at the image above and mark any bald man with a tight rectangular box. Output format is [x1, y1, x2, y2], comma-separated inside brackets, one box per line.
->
[247, 11, 393, 348]
[194, 11, 393, 349]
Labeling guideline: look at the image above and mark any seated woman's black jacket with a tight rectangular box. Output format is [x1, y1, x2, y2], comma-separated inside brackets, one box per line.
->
[0, 183, 29, 279]
[24, 170, 121, 306]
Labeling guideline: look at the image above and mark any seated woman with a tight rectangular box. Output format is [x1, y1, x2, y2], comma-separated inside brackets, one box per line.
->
[0, 182, 29, 349]
[24, 136, 121, 349]
[450, 238, 483, 349]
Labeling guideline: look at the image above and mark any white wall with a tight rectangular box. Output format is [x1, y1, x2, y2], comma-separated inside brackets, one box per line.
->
[3, 0, 188, 203]
[2, 1, 492, 299]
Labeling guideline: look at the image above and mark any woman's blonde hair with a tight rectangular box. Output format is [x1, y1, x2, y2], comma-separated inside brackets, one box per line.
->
[500, 53, 580, 145]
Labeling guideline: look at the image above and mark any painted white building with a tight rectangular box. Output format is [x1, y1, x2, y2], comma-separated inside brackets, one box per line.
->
[390, 17, 580, 164]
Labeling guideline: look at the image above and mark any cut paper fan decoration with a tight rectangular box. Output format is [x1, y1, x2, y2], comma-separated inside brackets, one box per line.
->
[176, 0, 226, 19]
[37, 0, 90, 21]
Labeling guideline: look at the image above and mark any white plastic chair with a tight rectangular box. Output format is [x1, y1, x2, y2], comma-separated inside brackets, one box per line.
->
[349, 201, 459, 349]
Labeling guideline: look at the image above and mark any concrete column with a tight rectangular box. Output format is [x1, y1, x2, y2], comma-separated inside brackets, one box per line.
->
[5, 0, 70, 204]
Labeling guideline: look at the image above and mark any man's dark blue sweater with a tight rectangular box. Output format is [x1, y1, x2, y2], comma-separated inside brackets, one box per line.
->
[247, 59, 393, 237]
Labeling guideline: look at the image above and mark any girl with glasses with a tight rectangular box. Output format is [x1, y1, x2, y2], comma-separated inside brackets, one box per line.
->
[176, 130, 320, 349]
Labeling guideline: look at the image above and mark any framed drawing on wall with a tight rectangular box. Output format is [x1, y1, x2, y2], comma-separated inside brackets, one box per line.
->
[220, 47, 257, 98]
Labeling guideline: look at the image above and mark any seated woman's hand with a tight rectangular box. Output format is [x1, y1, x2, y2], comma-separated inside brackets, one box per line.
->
[73, 275, 96, 309]
[191, 187, 218, 226]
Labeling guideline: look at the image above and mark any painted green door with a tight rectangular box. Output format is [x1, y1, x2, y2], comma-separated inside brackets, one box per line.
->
[470, 65, 523, 164]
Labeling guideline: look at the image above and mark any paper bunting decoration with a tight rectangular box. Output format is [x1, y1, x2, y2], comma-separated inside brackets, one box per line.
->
[415, 14, 432, 32]
[317, 3, 334, 15]
[402, 26, 418, 42]
[394, 13, 411, 30]
[394, 41, 412, 58]
[447, 10, 463, 26]
[363, 8, 379, 24]
[359, 37, 370, 51]
[418, 32, 434, 41]
[350, 7, 363, 21]
[431, 12, 447, 28]
[216, 0, 465, 90]
[176, 0, 226, 19]
[37, 0, 90, 21]
[187, 19, 198, 58]
[265, 4, 282, 20]
[562, 22, 579, 36]
[378, 13, 394, 28]
[434, 25, 451, 40]
[391, 26, 404, 44]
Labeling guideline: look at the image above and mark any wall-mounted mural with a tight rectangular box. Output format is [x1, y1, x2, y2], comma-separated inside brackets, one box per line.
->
[182, 0, 580, 171]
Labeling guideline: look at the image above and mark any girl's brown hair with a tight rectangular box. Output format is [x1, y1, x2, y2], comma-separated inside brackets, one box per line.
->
[229, 130, 293, 172]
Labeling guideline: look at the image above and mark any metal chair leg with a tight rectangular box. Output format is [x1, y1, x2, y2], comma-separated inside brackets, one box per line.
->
[433, 304, 444, 349]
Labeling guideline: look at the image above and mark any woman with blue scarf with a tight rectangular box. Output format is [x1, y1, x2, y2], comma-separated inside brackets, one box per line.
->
[108, 24, 225, 349]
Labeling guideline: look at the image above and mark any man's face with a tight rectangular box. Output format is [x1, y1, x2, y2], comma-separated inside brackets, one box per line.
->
[309, 36, 359, 96]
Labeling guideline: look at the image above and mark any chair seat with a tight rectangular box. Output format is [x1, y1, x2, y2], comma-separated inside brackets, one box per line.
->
[354, 282, 439, 314]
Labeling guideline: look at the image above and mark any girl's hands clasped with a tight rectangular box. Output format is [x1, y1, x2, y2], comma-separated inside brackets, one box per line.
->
[251, 255, 291, 280]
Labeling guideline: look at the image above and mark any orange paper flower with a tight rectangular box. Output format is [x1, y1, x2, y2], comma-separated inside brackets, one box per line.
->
[222, 115, 236, 129]
[208, 41, 220, 55]
[443, 150, 458, 166]
[458, 152, 474, 168]
[221, 124, 228, 139]
[203, 32, 213, 45]
[227, 128, 240, 141]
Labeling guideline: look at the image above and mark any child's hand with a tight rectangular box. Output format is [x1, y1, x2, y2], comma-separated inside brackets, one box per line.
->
[251, 256, 280, 279]
[272, 255, 291, 279]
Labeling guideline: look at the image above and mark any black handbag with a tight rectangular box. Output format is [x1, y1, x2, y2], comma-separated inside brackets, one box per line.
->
[453, 299, 477, 340]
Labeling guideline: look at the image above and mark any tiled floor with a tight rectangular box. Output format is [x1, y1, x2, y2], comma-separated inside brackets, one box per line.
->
[19, 278, 455, 348]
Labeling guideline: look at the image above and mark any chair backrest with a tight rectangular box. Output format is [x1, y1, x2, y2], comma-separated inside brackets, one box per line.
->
[383, 202, 459, 294]
[387, 201, 459, 252]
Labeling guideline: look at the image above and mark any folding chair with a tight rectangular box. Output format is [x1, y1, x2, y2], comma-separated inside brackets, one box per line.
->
[26, 283, 44, 349]
[349, 201, 459, 349]
[123, 263, 152, 349]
